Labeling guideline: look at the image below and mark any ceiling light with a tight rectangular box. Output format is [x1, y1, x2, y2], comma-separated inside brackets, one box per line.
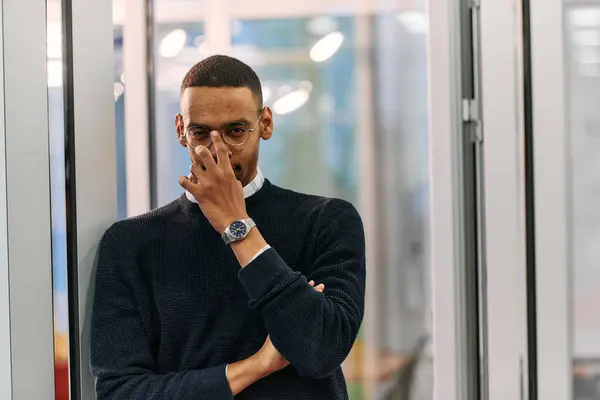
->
[262, 86, 272, 103]
[193, 34, 205, 47]
[114, 82, 125, 101]
[198, 41, 213, 58]
[397, 11, 429, 35]
[310, 31, 344, 63]
[273, 89, 310, 115]
[159, 29, 187, 58]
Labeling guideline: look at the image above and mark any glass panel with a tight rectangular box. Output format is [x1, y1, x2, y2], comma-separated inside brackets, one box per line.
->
[566, 4, 600, 400]
[152, 3, 431, 399]
[153, 20, 206, 206]
[230, 12, 430, 400]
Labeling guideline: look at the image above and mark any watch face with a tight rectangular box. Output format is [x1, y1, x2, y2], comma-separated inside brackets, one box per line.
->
[229, 220, 247, 239]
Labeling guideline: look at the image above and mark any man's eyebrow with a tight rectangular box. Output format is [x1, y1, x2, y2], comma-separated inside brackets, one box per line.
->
[186, 118, 252, 128]
[186, 122, 211, 129]
[226, 119, 251, 126]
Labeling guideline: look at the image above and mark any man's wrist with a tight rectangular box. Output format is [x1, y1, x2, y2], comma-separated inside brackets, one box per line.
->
[227, 354, 270, 396]
[230, 228, 268, 268]
[252, 352, 273, 379]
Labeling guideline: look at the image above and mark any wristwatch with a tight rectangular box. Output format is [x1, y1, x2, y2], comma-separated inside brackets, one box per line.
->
[222, 218, 256, 245]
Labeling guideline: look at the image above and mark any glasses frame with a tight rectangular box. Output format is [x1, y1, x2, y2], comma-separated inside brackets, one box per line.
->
[179, 107, 264, 149]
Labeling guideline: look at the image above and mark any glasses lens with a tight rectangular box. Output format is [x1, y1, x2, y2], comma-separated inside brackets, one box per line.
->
[187, 131, 211, 148]
[224, 129, 249, 145]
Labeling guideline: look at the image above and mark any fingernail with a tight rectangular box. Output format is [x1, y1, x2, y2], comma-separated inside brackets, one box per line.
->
[211, 131, 218, 137]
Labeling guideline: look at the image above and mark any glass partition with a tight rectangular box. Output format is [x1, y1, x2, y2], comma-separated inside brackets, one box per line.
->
[151, 3, 431, 399]
[230, 14, 430, 399]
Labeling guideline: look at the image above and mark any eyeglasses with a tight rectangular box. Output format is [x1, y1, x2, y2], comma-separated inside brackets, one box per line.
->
[180, 109, 263, 149]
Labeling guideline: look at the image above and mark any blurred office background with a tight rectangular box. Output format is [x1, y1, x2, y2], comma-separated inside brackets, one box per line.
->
[0, 0, 593, 399]
[48, 0, 432, 399]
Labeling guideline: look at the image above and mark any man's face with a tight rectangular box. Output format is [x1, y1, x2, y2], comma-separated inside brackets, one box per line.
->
[176, 87, 273, 186]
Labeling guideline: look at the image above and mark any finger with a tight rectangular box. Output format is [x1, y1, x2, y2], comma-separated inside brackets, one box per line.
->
[308, 280, 315, 287]
[190, 164, 205, 181]
[178, 176, 195, 192]
[194, 145, 217, 171]
[315, 284, 325, 292]
[210, 131, 231, 167]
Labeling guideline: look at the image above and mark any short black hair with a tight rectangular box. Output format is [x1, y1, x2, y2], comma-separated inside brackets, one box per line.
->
[181, 55, 263, 106]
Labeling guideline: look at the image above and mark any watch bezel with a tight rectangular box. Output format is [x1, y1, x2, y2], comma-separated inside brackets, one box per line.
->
[222, 218, 255, 245]
[228, 220, 248, 238]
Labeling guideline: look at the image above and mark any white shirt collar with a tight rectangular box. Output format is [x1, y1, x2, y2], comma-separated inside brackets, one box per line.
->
[185, 168, 265, 203]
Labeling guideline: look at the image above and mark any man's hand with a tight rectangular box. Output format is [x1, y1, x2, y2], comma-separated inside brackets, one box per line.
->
[255, 280, 325, 375]
[178, 132, 247, 233]
[227, 280, 324, 395]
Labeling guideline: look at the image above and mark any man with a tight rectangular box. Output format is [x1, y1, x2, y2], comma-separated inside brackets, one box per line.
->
[90, 55, 366, 399]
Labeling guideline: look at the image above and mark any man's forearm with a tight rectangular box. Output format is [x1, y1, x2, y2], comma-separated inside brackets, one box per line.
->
[227, 354, 269, 396]
[236, 247, 364, 378]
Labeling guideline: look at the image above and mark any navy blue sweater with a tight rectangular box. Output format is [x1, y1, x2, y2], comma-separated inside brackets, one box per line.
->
[90, 179, 366, 399]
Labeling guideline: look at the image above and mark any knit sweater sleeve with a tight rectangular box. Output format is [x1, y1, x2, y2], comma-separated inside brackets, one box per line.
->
[237, 200, 366, 379]
[90, 227, 233, 400]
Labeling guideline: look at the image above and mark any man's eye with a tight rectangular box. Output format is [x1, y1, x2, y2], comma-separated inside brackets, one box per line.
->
[190, 130, 210, 137]
[230, 128, 247, 135]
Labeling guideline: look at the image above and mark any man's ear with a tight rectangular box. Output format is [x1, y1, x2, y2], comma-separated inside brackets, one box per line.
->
[260, 107, 274, 140]
[175, 113, 187, 148]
